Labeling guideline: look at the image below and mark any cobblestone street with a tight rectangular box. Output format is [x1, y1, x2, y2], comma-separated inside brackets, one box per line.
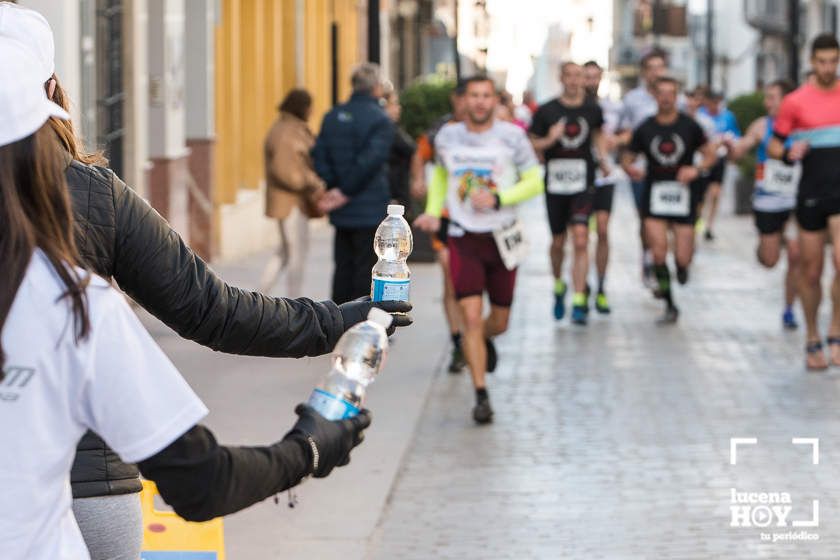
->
[144, 187, 840, 559]
[366, 188, 840, 560]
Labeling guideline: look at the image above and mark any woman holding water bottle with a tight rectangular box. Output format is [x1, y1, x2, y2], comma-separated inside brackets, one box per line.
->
[0, 6, 411, 558]
[0, 37, 372, 560]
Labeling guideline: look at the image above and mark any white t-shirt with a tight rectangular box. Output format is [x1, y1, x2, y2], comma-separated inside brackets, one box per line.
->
[0, 250, 208, 560]
[434, 120, 539, 234]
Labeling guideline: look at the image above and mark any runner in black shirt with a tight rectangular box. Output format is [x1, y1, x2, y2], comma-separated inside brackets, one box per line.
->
[621, 77, 715, 323]
[530, 61, 609, 325]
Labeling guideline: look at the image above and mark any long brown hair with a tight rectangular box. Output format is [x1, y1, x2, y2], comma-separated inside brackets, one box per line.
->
[47, 74, 107, 166]
[0, 125, 91, 370]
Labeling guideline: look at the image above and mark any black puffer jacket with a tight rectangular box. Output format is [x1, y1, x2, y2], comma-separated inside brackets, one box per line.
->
[67, 160, 344, 498]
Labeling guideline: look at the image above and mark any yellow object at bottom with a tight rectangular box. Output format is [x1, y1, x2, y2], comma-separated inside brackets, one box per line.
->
[140, 480, 225, 560]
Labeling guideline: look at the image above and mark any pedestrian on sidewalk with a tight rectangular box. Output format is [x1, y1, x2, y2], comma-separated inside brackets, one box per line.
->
[0, 6, 411, 558]
[383, 89, 417, 212]
[313, 62, 395, 304]
[260, 88, 326, 297]
[0, 37, 373, 560]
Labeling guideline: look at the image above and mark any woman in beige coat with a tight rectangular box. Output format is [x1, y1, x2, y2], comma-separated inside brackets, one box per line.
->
[260, 89, 325, 296]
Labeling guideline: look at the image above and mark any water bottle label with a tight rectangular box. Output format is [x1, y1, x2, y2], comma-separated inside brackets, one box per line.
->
[371, 277, 410, 302]
[307, 388, 360, 420]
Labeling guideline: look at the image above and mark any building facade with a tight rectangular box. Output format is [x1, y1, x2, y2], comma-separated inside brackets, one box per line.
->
[18, 0, 364, 261]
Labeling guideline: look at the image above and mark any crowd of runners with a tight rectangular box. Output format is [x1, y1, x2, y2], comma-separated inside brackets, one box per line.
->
[414, 32, 840, 422]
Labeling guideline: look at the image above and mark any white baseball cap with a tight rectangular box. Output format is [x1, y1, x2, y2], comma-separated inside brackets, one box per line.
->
[0, 36, 69, 148]
[0, 1, 55, 82]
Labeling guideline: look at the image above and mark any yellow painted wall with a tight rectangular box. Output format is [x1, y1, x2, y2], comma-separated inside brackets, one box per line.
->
[214, 0, 362, 206]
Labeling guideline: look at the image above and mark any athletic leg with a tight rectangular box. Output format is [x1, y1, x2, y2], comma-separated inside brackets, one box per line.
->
[459, 295, 487, 391]
[784, 233, 801, 329]
[704, 182, 721, 240]
[570, 223, 590, 324]
[440, 248, 466, 372]
[646, 218, 678, 322]
[826, 215, 840, 365]
[757, 233, 783, 268]
[798, 227, 827, 369]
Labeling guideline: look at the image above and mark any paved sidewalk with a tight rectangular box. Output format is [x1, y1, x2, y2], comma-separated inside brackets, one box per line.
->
[366, 187, 840, 560]
[138, 219, 451, 559]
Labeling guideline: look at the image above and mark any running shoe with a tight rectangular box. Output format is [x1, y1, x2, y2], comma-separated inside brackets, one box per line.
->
[595, 292, 611, 314]
[472, 395, 494, 424]
[657, 306, 679, 325]
[485, 338, 497, 373]
[571, 305, 588, 325]
[448, 343, 466, 373]
[553, 283, 567, 320]
[783, 309, 798, 330]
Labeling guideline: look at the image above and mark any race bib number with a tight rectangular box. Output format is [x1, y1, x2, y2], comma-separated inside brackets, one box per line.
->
[547, 159, 587, 195]
[763, 159, 801, 197]
[493, 220, 528, 271]
[650, 181, 690, 217]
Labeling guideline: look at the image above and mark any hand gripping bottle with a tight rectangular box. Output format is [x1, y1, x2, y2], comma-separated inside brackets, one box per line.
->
[371, 204, 413, 302]
[306, 308, 394, 420]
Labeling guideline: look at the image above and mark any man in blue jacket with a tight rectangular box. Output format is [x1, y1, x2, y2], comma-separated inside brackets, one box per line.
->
[314, 63, 395, 303]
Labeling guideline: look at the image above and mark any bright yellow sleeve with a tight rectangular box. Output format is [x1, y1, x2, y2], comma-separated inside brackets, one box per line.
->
[498, 165, 544, 207]
[424, 164, 448, 217]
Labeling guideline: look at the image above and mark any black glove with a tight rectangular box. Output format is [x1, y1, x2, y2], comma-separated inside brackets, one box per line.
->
[283, 404, 372, 478]
[338, 296, 413, 336]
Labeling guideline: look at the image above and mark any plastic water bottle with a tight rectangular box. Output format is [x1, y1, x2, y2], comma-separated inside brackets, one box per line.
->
[306, 308, 393, 420]
[371, 204, 413, 302]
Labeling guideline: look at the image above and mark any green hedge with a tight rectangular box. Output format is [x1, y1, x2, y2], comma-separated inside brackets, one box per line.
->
[727, 91, 765, 177]
[399, 78, 455, 139]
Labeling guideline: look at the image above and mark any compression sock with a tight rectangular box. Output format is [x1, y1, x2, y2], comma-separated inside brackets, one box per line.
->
[598, 275, 606, 294]
[554, 278, 567, 295]
[451, 332, 462, 347]
[476, 387, 489, 402]
[676, 265, 689, 285]
[654, 264, 674, 308]
[572, 292, 587, 307]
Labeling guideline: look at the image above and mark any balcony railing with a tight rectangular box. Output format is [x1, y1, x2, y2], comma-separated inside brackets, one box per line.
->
[744, 0, 789, 35]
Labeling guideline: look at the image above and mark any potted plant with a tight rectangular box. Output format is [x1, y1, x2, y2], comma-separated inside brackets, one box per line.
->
[399, 77, 456, 263]
[727, 91, 766, 215]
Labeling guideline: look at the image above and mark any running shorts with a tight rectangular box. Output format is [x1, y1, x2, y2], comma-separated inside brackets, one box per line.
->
[708, 158, 725, 183]
[796, 196, 840, 232]
[593, 184, 615, 213]
[545, 189, 595, 234]
[754, 209, 792, 235]
[448, 233, 517, 307]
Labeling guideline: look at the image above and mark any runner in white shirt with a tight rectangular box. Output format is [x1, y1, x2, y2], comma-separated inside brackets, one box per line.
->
[726, 79, 801, 330]
[0, 38, 370, 560]
[414, 76, 544, 424]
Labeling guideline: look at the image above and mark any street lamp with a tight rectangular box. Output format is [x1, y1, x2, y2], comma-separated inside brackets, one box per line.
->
[788, 0, 799, 83]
